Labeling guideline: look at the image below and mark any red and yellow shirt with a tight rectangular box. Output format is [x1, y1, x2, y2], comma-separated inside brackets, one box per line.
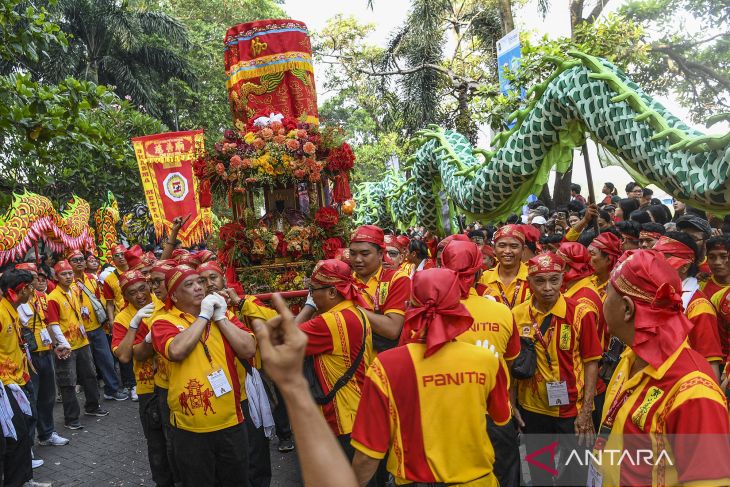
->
[102, 269, 124, 313]
[111, 304, 156, 395]
[25, 291, 51, 352]
[513, 295, 602, 418]
[0, 298, 30, 386]
[458, 289, 520, 361]
[478, 263, 531, 309]
[152, 306, 247, 433]
[236, 295, 277, 370]
[74, 273, 103, 333]
[684, 290, 723, 363]
[594, 342, 730, 486]
[46, 286, 90, 350]
[351, 341, 510, 486]
[355, 266, 411, 316]
[710, 287, 730, 357]
[300, 300, 373, 436]
[564, 276, 605, 348]
[700, 276, 729, 300]
[147, 298, 170, 390]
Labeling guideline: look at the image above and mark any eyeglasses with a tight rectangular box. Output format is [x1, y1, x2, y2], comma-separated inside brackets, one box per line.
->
[69, 257, 85, 264]
[386, 250, 401, 258]
[148, 278, 165, 288]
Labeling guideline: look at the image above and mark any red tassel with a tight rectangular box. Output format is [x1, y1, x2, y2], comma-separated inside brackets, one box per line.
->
[332, 172, 352, 203]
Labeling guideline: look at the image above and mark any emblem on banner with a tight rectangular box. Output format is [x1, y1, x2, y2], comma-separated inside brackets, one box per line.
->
[163, 172, 189, 202]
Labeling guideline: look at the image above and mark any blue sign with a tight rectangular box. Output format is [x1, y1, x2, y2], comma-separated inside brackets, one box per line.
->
[496, 30, 522, 96]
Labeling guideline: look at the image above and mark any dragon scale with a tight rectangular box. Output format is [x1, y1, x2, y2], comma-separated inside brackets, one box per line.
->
[354, 53, 730, 233]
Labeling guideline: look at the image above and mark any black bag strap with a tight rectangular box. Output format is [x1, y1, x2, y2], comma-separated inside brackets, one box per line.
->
[539, 314, 553, 337]
[317, 308, 369, 405]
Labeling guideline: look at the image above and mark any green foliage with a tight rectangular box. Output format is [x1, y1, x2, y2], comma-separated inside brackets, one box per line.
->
[0, 0, 67, 62]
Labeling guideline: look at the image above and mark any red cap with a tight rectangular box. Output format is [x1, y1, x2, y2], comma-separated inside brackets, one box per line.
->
[441, 240, 483, 299]
[66, 249, 84, 260]
[16, 263, 38, 273]
[557, 242, 593, 283]
[311, 259, 368, 307]
[196, 250, 215, 263]
[493, 225, 525, 244]
[198, 261, 225, 276]
[165, 265, 198, 298]
[350, 225, 385, 249]
[151, 259, 176, 274]
[527, 252, 564, 276]
[119, 270, 146, 294]
[111, 244, 127, 255]
[124, 245, 151, 271]
[396, 235, 410, 250]
[384, 234, 404, 251]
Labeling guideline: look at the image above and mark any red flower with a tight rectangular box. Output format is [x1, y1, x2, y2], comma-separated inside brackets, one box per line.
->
[215, 163, 226, 175]
[327, 142, 355, 171]
[293, 169, 306, 179]
[303, 141, 316, 155]
[323, 237, 344, 259]
[193, 157, 208, 179]
[315, 207, 340, 229]
[286, 139, 300, 151]
[229, 155, 243, 169]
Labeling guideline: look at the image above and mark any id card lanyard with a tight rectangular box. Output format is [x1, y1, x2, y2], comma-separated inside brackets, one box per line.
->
[496, 280, 521, 309]
[530, 308, 555, 378]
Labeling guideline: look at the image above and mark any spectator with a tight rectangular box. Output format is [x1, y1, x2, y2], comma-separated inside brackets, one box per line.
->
[597, 210, 613, 230]
[616, 221, 641, 251]
[640, 187, 653, 207]
[600, 182, 618, 205]
[638, 222, 666, 249]
[615, 198, 640, 222]
[570, 183, 587, 204]
[672, 199, 686, 221]
[676, 214, 712, 261]
[625, 181, 642, 200]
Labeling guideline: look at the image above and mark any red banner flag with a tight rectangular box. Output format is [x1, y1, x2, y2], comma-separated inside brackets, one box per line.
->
[131, 130, 212, 246]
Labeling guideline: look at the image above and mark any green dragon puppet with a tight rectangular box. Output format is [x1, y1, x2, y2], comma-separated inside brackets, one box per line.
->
[354, 52, 730, 233]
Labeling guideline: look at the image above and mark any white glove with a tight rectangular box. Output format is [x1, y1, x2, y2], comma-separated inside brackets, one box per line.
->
[305, 292, 317, 310]
[475, 339, 499, 359]
[130, 303, 155, 329]
[199, 294, 218, 321]
[212, 294, 228, 322]
[144, 331, 152, 344]
[49, 324, 71, 349]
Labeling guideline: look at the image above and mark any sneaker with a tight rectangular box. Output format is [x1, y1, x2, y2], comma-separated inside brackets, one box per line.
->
[64, 421, 83, 430]
[31, 458, 44, 469]
[23, 481, 53, 486]
[84, 407, 109, 417]
[103, 391, 129, 401]
[55, 393, 61, 403]
[278, 437, 295, 453]
[130, 386, 138, 402]
[38, 432, 70, 446]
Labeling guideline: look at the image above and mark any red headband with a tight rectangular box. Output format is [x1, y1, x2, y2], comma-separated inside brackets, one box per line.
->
[310, 259, 368, 307]
[119, 270, 147, 294]
[557, 242, 593, 283]
[396, 235, 410, 250]
[589, 232, 622, 271]
[111, 244, 127, 255]
[610, 249, 693, 369]
[54, 260, 73, 274]
[639, 231, 662, 241]
[198, 261, 225, 277]
[653, 236, 694, 270]
[493, 225, 525, 244]
[527, 252, 564, 276]
[441, 240, 483, 299]
[66, 249, 84, 260]
[436, 234, 470, 253]
[151, 259, 176, 275]
[519, 224, 542, 244]
[402, 268, 473, 357]
[196, 250, 215, 263]
[15, 263, 38, 274]
[384, 234, 404, 252]
[350, 225, 385, 249]
[165, 265, 198, 299]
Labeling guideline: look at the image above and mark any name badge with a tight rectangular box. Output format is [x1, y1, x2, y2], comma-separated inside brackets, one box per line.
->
[39, 328, 52, 346]
[207, 369, 232, 398]
[79, 323, 87, 338]
[546, 380, 569, 407]
[587, 462, 603, 487]
[81, 306, 90, 321]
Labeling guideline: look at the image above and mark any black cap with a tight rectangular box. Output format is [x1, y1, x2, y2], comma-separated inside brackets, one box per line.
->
[676, 214, 712, 239]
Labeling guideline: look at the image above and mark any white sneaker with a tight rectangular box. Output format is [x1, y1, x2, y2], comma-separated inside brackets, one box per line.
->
[31, 458, 44, 469]
[38, 432, 70, 446]
[130, 386, 139, 402]
[24, 481, 53, 487]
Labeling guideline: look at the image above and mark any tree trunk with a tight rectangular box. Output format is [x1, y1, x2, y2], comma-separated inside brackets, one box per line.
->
[85, 59, 100, 84]
[498, 0, 515, 33]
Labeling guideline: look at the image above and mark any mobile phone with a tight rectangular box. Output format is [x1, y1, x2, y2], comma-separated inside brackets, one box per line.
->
[557, 211, 566, 220]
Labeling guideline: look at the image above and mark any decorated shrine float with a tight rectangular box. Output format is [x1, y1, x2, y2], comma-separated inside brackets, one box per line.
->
[194, 19, 356, 295]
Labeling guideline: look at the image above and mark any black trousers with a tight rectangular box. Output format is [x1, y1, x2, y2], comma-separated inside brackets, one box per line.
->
[1, 385, 32, 487]
[155, 387, 181, 487]
[170, 422, 248, 487]
[520, 408, 588, 487]
[337, 433, 355, 461]
[241, 399, 271, 487]
[487, 416, 520, 487]
[139, 393, 174, 487]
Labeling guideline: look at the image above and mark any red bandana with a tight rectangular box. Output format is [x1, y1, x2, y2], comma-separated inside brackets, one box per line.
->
[151, 259, 176, 274]
[396, 235, 410, 250]
[119, 270, 146, 294]
[493, 225, 526, 245]
[653, 236, 695, 270]
[310, 259, 368, 308]
[384, 234, 404, 251]
[124, 245, 151, 271]
[557, 242, 594, 283]
[589, 232, 623, 271]
[66, 249, 84, 260]
[165, 265, 198, 302]
[527, 252, 564, 276]
[54, 260, 73, 274]
[350, 225, 385, 249]
[436, 234, 470, 254]
[196, 250, 215, 263]
[16, 263, 38, 273]
[639, 231, 662, 241]
[441, 240, 483, 299]
[198, 261, 225, 277]
[610, 249, 693, 369]
[111, 244, 127, 255]
[401, 268, 474, 357]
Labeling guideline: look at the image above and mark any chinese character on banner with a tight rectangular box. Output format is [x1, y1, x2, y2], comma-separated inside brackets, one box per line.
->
[131, 130, 212, 246]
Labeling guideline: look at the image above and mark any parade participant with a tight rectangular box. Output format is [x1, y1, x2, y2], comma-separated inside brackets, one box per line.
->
[102, 244, 129, 322]
[557, 242, 604, 341]
[588, 232, 622, 300]
[481, 244, 495, 270]
[297, 260, 373, 459]
[702, 234, 730, 299]
[593, 250, 730, 486]
[151, 265, 257, 486]
[478, 225, 531, 309]
[68, 249, 128, 402]
[638, 222, 665, 249]
[112, 270, 173, 487]
[395, 235, 411, 273]
[0, 270, 51, 487]
[404, 239, 433, 277]
[251, 295, 358, 487]
[434, 233, 469, 266]
[676, 214, 712, 262]
[349, 225, 411, 352]
[198, 259, 277, 487]
[653, 233, 724, 378]
[46, 260, 109, 430]
[124, 245, 154, 275]
[441, 240, 520, 487]
[351, 268, 511, 486]
[520, 224, 541, 262]
[85, 253, 101, 275]
[513, 252, 602, 487]
[16, 263, 69, 448]
[382, 235, 404, 271]
[615, 221, 640, 251]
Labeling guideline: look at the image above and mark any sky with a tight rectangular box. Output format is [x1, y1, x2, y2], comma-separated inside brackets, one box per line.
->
[282, 0, 722, 202]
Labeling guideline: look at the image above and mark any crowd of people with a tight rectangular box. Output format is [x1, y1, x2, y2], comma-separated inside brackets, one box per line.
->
[2, 181, 730, 487]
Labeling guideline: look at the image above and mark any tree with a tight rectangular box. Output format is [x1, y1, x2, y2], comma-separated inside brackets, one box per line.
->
[35, 0, 194, 127]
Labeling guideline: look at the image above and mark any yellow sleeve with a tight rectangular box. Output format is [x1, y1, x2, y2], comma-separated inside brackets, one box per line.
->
[565, 227, 581, 241]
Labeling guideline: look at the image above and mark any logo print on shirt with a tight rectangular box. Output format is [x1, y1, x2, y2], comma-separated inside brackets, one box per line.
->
[179, 379, 216, 416]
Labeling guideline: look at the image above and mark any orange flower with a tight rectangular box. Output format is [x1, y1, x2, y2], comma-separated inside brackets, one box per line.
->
[273, 134, 286, 144]
[296, 129, 307, 139]
[215, 163, 226, 175]
[271, 121, 283, 132]
[260, 128, 274, 140]
[286, 139, 300, 151]
[242, 158, 252, 169]
[303, 142, 316, 155]
[229, 155, 243, 169]
[252, 138, 265, 150]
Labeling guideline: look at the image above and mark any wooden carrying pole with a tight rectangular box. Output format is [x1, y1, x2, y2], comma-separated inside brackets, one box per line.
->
[581, 142, 600, 234]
